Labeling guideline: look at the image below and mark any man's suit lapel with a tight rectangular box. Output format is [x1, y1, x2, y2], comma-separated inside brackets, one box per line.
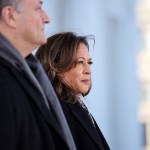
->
[10, 67, 65, 141]
[70, 103, 105, 150]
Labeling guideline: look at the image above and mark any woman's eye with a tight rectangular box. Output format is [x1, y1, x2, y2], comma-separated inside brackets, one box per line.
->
[88, 61, 93, 65]
[78, 61, 84, 64]
[36, 6, 42, 11]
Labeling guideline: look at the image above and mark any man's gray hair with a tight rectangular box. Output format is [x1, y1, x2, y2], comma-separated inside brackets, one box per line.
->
[0, 0, 22, 18]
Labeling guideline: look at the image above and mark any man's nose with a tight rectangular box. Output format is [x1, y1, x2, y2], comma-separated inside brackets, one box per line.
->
[42, 10, 50, 24]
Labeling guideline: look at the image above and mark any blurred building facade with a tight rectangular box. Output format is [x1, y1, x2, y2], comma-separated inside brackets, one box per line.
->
[137, 0, 150, 150]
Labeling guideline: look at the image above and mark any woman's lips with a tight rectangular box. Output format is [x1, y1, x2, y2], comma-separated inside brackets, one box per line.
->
[81, 79, 90, 85]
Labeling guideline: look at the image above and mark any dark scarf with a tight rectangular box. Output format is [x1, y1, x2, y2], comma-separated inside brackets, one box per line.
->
[0, 33, 76, 150]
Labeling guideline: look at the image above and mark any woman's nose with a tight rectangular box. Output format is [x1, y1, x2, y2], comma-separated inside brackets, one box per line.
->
[83, 64, 91, 74]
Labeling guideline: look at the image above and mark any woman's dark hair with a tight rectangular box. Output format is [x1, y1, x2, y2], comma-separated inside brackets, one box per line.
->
[36, 32, 94, 103]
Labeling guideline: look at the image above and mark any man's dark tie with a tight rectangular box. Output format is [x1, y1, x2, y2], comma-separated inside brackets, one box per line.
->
[26, 54, 76, 150]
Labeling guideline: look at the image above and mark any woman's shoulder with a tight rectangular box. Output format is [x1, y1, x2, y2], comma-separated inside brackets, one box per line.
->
[59, 100, 70, 111]
[59, 100, 81, 111]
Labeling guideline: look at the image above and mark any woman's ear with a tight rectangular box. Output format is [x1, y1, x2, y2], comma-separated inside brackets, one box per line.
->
[1, 6, 17, 28]
[57, 73, 65, 79]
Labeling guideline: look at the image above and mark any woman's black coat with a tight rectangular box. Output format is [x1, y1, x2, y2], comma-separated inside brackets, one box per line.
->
[60, 101, 110, 150]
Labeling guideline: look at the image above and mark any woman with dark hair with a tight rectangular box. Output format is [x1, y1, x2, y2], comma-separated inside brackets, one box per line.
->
[36, 32, 110, 150]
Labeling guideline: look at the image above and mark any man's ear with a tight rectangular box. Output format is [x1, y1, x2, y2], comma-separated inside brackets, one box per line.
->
[1, 6, 17, 28]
